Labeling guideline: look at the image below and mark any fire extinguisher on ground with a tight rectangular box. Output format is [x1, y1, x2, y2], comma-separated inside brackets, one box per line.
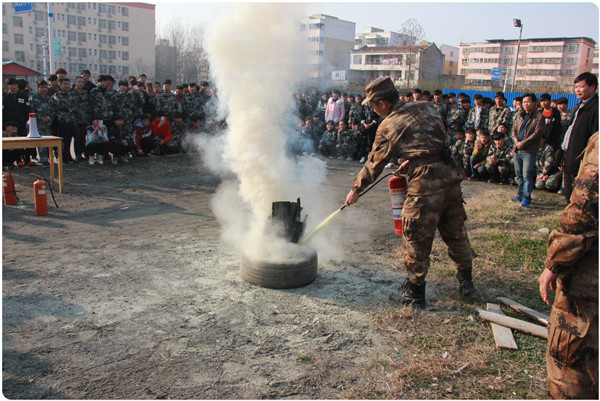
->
[3, 169, 18, 205]
[32, 174, 59, 216]
[389, 175, 407, 235]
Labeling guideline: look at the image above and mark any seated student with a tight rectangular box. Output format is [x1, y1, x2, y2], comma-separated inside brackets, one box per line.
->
[133, 114, 154, 156]
[151, 113, 172, 155]
[336, 119, 358, 161]
[108, 114, 133, 164]
[164, 112, 186, 154]
[318, 120, 338, 158]
[462, 128, 476, 177]
[484, 131, 514, 184]
[451, 128, 466, 161]
[469, 128, 493, 180]
[301, 117, 320, 152]
[85, 116, 110, 165]
[535, 137, 562, 192]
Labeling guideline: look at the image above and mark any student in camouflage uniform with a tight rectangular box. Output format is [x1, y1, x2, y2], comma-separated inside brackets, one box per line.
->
[462, 128, 476, 177]
[555, 97, 572, 137]
[301, 117, 321, 152]
[336, 120, 358, 160]
[71, 76, 92, 161]
[345, 77, 475, 308]
[318, 120, 337, 158]
[155, 80, 178, 122]
[53, 77, 77, 163]
[348, 97, 364, 127]
[511, 96, 523, 131]
[183, 86, 205, 124]
[535, 137, 561, 192]
[484, 132, 513, 184]
[29, 80, 55, 165]
[112, 80, 141, 138]
[469, 129, 493, 180]
[90, 75, 115, 130]
[488, 92, 512, 134]
[539, 132, 598, 399]
[465, 94, 489, 132]
[446, 97, 467, 141]
[107, 114, 132, 164]
[450, 128, 465, 161]
[432, 89, 447, 122]
[165, 112, 186, 154]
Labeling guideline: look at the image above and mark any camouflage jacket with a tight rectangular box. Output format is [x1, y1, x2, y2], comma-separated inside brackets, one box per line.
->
[53, 90, 76, 123]
[462, 140, 476, 165]
[320, 129, 337, 145]
[560, 110, 573, 137]
[112, 91, 141, 123]
[170, 121, 186, 143]
[348, 104, 364, 126]
[337, 129, 358, 147]
[29, 93, 55, 134]
[545, 132, 598, 301]
[432, 101, 447, 121]
[155, 93, 179, 120]
[488, 105, 512, 133]
[465, 106, 489, 131]
[301, 125, 321, 142]
[446, 104, 466, 132]
[485, 141, 512, 167]
[451, 138, 465, 158]
[536, 143, 556, 176]
[351, 100, 462, 196]
[90, 87, 115, 121]
[70, 89, 92, 124]
[183, 94, 205, 121]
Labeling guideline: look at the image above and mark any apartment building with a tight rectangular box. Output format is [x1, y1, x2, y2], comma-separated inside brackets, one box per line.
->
[438, 44, 459, 75]
[2, 2, 155, 80]
[350, 43, 444, 88]
[354, 27, 412, 49]
[299, 14, 355, 82]
[459, 37, 596, 91]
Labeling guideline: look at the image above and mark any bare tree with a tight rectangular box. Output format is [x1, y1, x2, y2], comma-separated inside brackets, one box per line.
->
[398, 18, 426, 89]
[157, 18, 208, 83]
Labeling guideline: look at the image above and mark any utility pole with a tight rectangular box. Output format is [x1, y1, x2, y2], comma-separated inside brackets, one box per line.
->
[41, 36, 48, 77]
[47, 3, 55, 74]
[511, 18, 523, 92]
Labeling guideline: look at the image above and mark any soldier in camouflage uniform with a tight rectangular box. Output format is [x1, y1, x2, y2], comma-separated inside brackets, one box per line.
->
[112, 80, 141, 139]
[539, 132, 598, 399]
[155, 80, 179, 122]
[488, 92, 512, 134]
[336, 120, 358, 160]
[484, 132, 513, 183]
[464, 93, 489, 132]
[90, 75, 115, 129]
[446, 101, 466, 142]
[71, 76, 92, 161]
[432, 89, 447, 123]
[535, 138, 562, 192]
[29, 80, 55, 165]
[318, 121, 338, 158]
[345, 77, 475, 308]
[53, 77, 77, 163]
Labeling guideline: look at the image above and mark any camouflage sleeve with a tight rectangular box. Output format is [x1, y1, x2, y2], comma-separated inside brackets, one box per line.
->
[351, 125, 393, 193]
[545, 132, 599, 274]
[542, 148, 555, 175]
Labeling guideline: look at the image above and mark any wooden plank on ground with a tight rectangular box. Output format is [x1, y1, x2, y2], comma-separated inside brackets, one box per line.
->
[476, 308, 548, 339]
[497, 297, 550, 326]
[486, 303, 518, 350]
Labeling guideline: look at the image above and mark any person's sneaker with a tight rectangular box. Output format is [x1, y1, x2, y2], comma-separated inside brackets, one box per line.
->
[385, 162, 395, 169]
[97, 155, 104, 165]
[111, 157, 118, 165]
[119, 156, 129, 163]
[511, 195, 522, 202]
[557, 188, 564, 195]
[520, 198, 530, 208]
[88, 156, 95, 165]
[359, 156, 366, 163]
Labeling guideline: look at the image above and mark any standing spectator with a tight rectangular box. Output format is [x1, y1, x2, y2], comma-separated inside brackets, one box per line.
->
[446, 95, 466, 141]
[539, 132, 597, 399]
[348, 95, 364, 127]
[488, 92, 512, 134]
[561, 72, 598, 202]
[402, 92, 413, 103]
[71, 76, 92, 161]
[47, 74, 60, 95]
[53, 77, 77, 163]
[465, 93, 489, 132]
[511, 93, 544, 207]
[155, 80, 178, 122]
[138, 74, 148, 86]
[85, 116, 109, 165]
[3, 77, 30, 137]
[112, 80, 140, 137]
[90, 75, 114, 130]
[29, 80, 55, 166]
[80, 69, 97, 92]
[432, 89, 447, 121]
[107, 114, 132, 164]
[324, 90, 345, 124]
[555, 97, 572, 136]
[511, 96, 523, 128]
[412, 88, 422, 101]
[539, 93, 562, 152]
[421, 90, 431, 102]
[54, 67, 67, 81]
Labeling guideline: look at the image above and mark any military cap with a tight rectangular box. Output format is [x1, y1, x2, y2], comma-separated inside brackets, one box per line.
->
[362, 76, 397, 105]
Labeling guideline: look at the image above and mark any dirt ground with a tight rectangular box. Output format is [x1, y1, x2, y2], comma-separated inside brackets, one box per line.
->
[2, 154, 562, 399]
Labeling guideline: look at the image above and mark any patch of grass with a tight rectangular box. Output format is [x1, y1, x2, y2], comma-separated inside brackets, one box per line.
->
[475, 230, 546, 271]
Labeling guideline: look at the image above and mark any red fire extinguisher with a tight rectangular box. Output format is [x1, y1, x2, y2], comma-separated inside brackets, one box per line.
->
[3, 170, 18, 205]
[389, 175, 407, 235]
[33, 177, 48, 216]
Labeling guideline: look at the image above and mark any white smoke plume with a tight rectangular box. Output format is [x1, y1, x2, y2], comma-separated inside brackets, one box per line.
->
[202, 3, 338, 260]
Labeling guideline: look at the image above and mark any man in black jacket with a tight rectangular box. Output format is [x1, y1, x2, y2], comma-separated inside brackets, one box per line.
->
[561, 72, 598, 202]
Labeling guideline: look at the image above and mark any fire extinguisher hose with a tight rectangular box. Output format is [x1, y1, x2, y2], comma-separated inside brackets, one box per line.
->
[31, 174, 59, 209]
[298, 172, 393, 245]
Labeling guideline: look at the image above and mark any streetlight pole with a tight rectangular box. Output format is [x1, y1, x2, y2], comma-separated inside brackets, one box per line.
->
[511, 18, 523, 93]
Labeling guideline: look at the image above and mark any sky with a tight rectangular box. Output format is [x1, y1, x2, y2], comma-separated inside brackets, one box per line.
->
[153, 1, 599, 47]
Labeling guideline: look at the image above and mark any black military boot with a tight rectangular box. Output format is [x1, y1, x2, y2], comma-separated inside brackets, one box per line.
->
[457, 269, 476, 296]
[389, 278, 426, 308]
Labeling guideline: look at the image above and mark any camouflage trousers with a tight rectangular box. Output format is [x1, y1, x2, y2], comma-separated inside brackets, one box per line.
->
[536, 171, 562, 192]
[401, 184, 473, 285]
[336, 143, 357, 159]
[547, 281, 598, 399]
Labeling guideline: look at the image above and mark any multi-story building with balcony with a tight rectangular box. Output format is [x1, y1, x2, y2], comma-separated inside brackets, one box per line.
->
[354, 27, 413, 49]
[459, 37, 596, 91]
[350, 43, 444, 88]
[2, 2, 155, 81]
[299, 14, 355, 83]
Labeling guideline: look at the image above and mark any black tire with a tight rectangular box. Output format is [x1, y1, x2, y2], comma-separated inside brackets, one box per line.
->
[240, 250, 318, 289]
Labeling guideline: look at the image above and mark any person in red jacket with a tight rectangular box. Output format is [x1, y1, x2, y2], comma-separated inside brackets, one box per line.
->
[152, 113, 171, 155]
